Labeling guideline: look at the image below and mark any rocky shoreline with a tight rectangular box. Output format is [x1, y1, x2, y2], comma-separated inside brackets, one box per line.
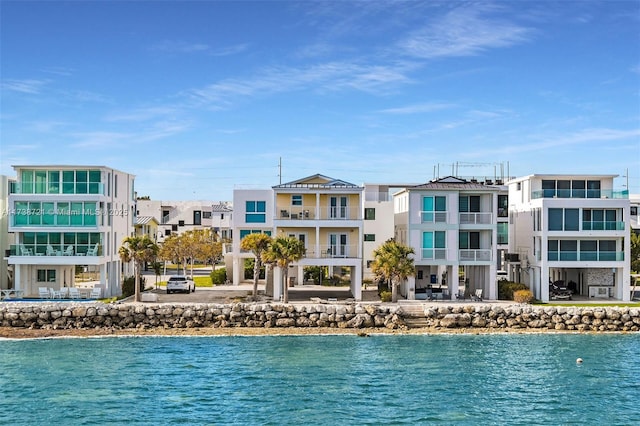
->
[0, 301, 638, 339]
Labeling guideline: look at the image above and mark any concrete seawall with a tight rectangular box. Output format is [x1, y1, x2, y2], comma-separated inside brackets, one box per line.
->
[1, 302, 639, 332]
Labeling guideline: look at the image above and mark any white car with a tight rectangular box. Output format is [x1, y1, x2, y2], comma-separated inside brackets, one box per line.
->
[166, 276, 195, 294]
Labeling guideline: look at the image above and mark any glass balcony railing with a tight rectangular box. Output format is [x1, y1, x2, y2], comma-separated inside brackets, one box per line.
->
[532, 189, 629, 199]
[547, 251, 624, 261]
[276, 206, 361, 220]
[9, 182, 105, 195]
[582, 221, 625, 231]
[459, 212, 493, 225]
[459, 249, 492, 262]
[421, 248, 447, 260]
[8, 244, 102, 257]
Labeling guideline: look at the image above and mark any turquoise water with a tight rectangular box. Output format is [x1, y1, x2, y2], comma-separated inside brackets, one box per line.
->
[0, 334, 638, 425]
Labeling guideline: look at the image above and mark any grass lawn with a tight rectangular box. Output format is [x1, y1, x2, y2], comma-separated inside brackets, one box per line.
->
[156, 276, 213, 288]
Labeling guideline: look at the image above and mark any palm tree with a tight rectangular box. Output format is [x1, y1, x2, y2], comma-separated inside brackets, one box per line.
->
[371, 238, 415, 302]
[261, 235, 306, 303]
[240, 232, 272, 298]
[119, 235, 159, 302]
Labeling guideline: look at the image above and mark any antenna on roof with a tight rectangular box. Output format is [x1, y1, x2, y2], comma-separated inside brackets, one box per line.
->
[278, 157, 282, 185]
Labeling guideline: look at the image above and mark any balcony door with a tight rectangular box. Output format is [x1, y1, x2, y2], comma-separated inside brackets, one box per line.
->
[329, 233, 348, 257]
[330, 196, 348, 219]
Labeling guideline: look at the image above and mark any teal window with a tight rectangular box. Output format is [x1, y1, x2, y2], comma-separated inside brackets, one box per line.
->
[35, 170, 47, 194]
[57, 203, 70, 226]
[76, 170, 88, 194]
[291, 195, 302, 206]
[70, 203, 83, 226]
[240, 230, 270, 240]
[42, 202, 55, 225]
[246, 201, 266, 223]
[29, 202, 41, 225]
[422, 231, 445, 258]
[497, 222, 508, 245]
[459, 195, 480, 212]
[459, 232, 480, 249]
[89, 170, 101, 194]
[48, 171, 60, 194]
[14, 201, 28, 225]
[548, 209, 563, 231]
[422, 196, 446, 222]
[21, 170, 34, 193]
[83, 202, 97, 226]
[62, 171, 75, 194]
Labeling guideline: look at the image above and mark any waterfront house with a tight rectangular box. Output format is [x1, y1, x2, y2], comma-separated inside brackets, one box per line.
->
[231, 174, 364, 300]
[5, 165, 136, 297]
[506, 174, 631, 302]
[393, 176, 505, 300]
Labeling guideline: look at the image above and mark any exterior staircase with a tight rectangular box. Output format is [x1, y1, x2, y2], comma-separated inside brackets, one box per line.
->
[398, 303, 429, 329]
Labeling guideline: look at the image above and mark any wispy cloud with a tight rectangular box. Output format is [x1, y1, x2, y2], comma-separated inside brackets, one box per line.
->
[378, 102, 456, 115]
[105, 106, 180, 122]
[399, 4, 531, 59]
[185, 60, 415, 107]
[151, 40, 210, 53]
[211, 43, 249, 56]
[1, 79, 49, 94]
[41, 66, 74, 76]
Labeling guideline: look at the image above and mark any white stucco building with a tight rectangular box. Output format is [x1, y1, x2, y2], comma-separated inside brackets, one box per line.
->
[5, 165, 136, 297]
[506, 174, 631, 302]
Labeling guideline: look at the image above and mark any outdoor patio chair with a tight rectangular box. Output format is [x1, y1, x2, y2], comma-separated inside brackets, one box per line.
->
[20, 245, 33, 256]
[472, 289, 483, 302]
[63, 245, 74, 256]
[86, 243, 99, 256]
[455, 290, 466, 300]
[46, 245, 56, 256]
[59, 287, 69, 298]
[90, 287, 101, 299]
[39, 287, 51, 299]
[68, 288, 81, 299]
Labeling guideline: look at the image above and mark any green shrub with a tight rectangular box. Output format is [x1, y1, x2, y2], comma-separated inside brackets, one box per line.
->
[122, 275, 146, 298]
[513, 289, 534, 304]
[498, 281, 529, 300]
[210, 268, 227, 285]
[380, 291, 392, 302]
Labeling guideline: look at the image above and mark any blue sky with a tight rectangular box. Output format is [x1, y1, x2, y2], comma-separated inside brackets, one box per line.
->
[1, 0, 639, 200]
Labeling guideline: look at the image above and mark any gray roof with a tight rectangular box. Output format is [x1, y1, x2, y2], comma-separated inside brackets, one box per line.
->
[212, 203, 232, 212]
[409, 176, 503, 190]
[135, 216, 158, 225]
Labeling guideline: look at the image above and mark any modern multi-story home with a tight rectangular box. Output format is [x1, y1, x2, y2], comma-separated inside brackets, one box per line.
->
[231, 174, 364, 300]
[393, 176, 504, 300]
[134, 215, 159, 240]
[0, 175, 12, 289]
[5, 165, 136, 297]
[506, 174, 631, 302]
[630, 194, 639, 235]
[211, 202, 233, 240]
[362, 183, 415, 282]
[136, 199, 216, 242]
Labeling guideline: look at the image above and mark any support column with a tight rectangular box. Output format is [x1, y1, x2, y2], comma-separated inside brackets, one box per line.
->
[273, 267, 283, 301]
[232, 257, 242, 286]
[351, 264, 362, 301]
[406, 275, 416, 300]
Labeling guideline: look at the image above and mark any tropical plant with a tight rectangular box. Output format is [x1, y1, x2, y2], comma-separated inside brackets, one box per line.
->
[261, 235, 306, 303]
[119, 235, 159, 302]
[150, 260, 163, 289]
[240, 232, 272, 298]
[210, 268, 227, 285]
[631, 231, 640, 273]
[371, 238, 415, 302]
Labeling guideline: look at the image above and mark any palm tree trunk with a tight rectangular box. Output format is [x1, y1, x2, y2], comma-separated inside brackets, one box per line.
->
[134, 263, 141, 302]
[252, 259, 259, 297]
[283, 268, 289, 303]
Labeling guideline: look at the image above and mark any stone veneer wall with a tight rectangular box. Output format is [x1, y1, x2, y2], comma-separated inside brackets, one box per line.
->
[0, 302, 639, 332]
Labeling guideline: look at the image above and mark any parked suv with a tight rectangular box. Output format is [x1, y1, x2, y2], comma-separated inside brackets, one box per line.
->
[166, 276, 195, 294]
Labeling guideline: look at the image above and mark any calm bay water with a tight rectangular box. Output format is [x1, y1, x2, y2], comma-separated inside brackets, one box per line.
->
[0, 333, 638, 425]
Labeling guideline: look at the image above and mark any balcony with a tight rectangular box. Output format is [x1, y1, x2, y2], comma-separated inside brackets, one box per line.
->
[582, 221, 625, 231]
[420, 211, 447, 223]
[459, 249, 492, 262]
[459, 212, 493, 225]
[10, 181, 105, 195]
[547, 251, 624, 261]
[277, 206, 361, 221]
[532, 189, 629, 199]
[8, 244, 102, 257]
[421, 248, 447, 260]
[302, 244, 359, 259]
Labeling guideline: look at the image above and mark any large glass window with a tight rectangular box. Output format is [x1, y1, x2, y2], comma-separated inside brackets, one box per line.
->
[459, 231, 480, 249]
[564, 208, 579, 231]
[76, 170, 88, 194]
[422, 196, 446, 222]
[21, 170, 34, 193]
[246, 201, 266, 223]
[560, 240, 577, 260]
[42, 202, 55, 225]
[364, 208, 375, 220]
[48, 171, 60, 194]
[459, 195, 480, 212]
[549, 208, 563, 231]
[89, 170, 101, 194]
[35, 170, 47, 194]
[62, 171, 75, 194]
[498, 195, 508, 217]
[587, 180, 601, 198]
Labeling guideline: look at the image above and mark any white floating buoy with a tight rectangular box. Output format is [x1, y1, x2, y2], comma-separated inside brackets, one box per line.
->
[576, 358, 583, 364]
